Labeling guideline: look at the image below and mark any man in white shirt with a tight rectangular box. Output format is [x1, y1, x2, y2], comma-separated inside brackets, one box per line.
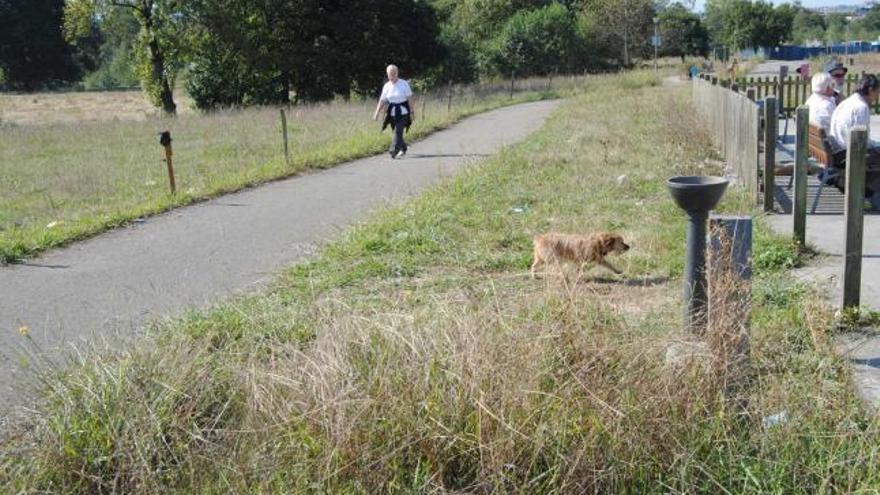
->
[805, 72, 836, 131]
[827, 74, 880, 209]
[372, 64, 415, 159]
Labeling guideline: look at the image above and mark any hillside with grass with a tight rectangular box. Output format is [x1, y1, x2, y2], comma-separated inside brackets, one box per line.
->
[3, 72, 878, 493]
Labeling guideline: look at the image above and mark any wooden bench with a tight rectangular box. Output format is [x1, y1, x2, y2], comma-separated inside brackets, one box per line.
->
[808, 123, 834, 167]
[786, 122, 835, 213]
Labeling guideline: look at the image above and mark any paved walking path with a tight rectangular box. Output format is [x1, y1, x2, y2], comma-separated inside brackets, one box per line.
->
[0, 100, 560, 410]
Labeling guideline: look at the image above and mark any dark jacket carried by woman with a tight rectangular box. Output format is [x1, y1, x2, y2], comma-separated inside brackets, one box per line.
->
[382, 101, 412, 133]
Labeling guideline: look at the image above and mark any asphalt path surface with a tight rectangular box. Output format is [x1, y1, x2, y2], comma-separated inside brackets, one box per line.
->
[0, 100, 560, 412]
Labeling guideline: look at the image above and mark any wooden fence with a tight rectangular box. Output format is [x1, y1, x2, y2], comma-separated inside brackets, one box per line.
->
[693, 77, 760, 198]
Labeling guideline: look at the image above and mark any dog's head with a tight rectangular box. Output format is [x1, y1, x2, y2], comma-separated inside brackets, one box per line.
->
[600, 233, 630, 254]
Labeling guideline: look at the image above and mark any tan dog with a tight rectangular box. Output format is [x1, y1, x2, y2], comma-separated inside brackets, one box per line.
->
[531, 232, 630, 279]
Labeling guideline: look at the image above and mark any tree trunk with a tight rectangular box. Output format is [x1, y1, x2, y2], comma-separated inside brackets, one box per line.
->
[148, 38, 176, 115]
[142, 1, 176, 115]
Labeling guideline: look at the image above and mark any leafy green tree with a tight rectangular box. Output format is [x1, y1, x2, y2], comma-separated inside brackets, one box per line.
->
[825, 13, 848, 44]
[483, 3, 580, 78]
[0, 0, 84, 91]
[852, 4, 880, 41]
[65, 0, 185, 115]
[705, 0, 793, 51]
[791, 7, 826, 45]
[657, 2, 709, 61]
[578, 0, 656, 67]
[185, 0, 444, 109]
[82, 7, 141, 90]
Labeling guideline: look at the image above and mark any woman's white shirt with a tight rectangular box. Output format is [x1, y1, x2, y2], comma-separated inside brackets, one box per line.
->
[380, 79, 413, 116]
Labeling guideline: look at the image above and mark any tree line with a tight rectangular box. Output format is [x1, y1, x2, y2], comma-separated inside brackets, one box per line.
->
[2, 0, 878, 114]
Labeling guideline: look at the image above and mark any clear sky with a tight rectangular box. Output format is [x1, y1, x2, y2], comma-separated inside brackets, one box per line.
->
[692, 0, 872, 12]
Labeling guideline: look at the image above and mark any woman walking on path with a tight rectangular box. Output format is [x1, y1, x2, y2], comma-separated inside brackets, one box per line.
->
[373, 64, 415, 159]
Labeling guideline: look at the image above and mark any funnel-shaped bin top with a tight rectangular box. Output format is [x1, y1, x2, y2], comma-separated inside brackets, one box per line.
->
[667, 176, 729, 213]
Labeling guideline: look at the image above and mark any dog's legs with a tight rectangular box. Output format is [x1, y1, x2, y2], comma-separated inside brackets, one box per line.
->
[530, 252, 544, 279]
[530, 258, 542, 279]
[600, 260, 622, 275]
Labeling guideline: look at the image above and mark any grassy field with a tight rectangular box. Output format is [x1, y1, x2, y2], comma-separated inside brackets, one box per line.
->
[4, 72, 880, 493]
[0, 89, 197, 125]
[0, 75, 583, 263]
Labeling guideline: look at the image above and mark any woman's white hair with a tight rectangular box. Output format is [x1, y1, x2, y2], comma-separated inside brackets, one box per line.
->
[812, 72, 834, 94]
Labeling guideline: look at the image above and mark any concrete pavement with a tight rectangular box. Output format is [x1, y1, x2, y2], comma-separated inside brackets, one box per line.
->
[0, 100, 560, 411]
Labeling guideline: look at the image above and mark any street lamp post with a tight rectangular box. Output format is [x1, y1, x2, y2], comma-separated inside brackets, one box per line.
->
[653, 17, 659, 72]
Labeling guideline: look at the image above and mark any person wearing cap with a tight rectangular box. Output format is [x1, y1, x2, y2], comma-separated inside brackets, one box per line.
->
[372, 64, 415, 159]
[805, 72, 836, 131]
[827, 73, 880, 209]
[824, 58, 848, 105]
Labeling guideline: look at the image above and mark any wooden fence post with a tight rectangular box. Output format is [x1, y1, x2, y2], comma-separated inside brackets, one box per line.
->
[159, 131, 176, 195]
[709, 215, 753, 380]
[279, 108, 290, 164]
[745, 88, 755, 102]
[793, 106, 808, 246]
[777, 67, 786, 116]
[447, 80, 453, 112]
[843, 126, 868, 309]
[763, 97, 778, 212]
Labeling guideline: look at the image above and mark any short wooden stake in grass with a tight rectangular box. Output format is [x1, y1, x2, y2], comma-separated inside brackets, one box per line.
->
[159, 131, 175, 195]
[708, 215, 752, 392]
[763, 96, 777, 211]
[793, 106, 808, 246]
[447, 80, 453, 112]
[279, 108, 290, 164]
[843, 126, 868, 309]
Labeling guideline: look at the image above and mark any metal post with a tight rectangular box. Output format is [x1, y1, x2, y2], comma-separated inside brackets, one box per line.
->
[763, 97, 778, 211]
[843, 126, 868, 309]
[684, 209, 709, 333]
[793, 106, 809, 246]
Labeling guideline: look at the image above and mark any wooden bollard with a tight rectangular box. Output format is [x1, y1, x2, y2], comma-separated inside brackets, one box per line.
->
[447, 80, 453, 112]
[843, 126, 868, 309]
[280, 108, 290, 164]
[708, 215, 753, 371]
[159, 131, 175, 195]
[793, 106, 808, 246]
[777, 66, 787, 116]
[763, 96, 778, 212]
[709, 215, 752, 410]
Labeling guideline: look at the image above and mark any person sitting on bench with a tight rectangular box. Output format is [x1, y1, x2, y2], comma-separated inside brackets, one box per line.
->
[824, 58, 848, 105]
[827, 73, 880, 210]
[805, 72, 836, 131]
